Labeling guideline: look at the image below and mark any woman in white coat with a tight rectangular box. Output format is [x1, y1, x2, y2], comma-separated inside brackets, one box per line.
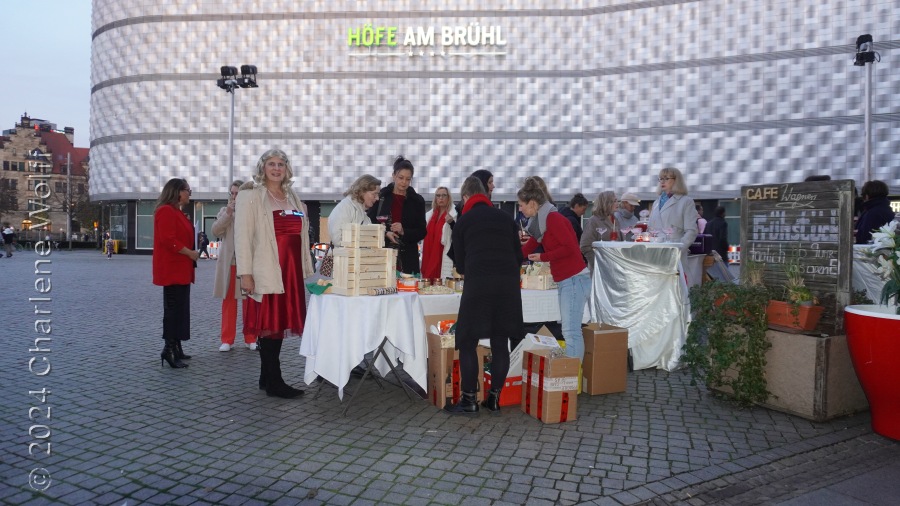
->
[421, 187, 457, 280]
[327, 174, 382, 247]
[235, 148, 314, 399]
[211, 180, 255, 352]
[647, 167, 698, 254]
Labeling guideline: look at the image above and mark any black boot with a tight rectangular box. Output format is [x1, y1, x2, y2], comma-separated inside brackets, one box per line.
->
[161, 339, 188, 369]
[481, 388, 502, 414]
[257, 337, 267, 390]
[175, 341, 191, 360]
[444, 391, 479, 415]
[261, 338, 303, 399]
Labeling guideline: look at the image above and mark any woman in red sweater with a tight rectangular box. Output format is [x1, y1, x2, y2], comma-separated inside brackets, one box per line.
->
[153, 178, 200, 368]
[519, 177, 591, 360]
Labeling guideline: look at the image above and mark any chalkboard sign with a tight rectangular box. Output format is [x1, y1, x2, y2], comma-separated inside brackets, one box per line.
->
[740, 180, 855, 335]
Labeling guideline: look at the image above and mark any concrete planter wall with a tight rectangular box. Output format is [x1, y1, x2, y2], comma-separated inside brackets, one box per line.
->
[760, 330, 868, 422]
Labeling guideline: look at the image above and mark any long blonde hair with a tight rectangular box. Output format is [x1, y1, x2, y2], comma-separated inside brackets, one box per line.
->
[431, 186, 454, 212]
[253, 148, 294, 193]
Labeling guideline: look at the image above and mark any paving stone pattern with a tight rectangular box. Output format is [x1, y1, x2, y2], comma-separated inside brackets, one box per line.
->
[1, 251, 898, 505]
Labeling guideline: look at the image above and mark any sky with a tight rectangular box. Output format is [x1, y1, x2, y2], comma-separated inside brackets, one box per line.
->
[0, 2, 92, 148]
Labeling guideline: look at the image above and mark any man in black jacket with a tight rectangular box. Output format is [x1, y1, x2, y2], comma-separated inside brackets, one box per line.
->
[366, 156, 427, 274]
[559, 193, 588, 241]
[856, 180, 895, 244]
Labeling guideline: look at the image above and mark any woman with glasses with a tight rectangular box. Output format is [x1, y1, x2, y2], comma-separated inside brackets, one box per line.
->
[328, 174, 382, 247]
[153, 178, 199, 369]
[235, 149, 314, 399]
[421, 187, 456, 280]
[648, 167, 698, 253]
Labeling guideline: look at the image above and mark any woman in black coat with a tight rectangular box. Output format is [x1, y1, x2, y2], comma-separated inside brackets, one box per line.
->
[856, 180, 895, 244]
[366, 156, 428, 274]
[445, 176, 524, 415]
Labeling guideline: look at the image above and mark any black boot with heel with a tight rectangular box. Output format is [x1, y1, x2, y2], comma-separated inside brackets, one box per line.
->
[481, 388, 502, 414]
[174, 341, 191, 360]
[444, 391, 479, 415]
[161, 339, 188, 369]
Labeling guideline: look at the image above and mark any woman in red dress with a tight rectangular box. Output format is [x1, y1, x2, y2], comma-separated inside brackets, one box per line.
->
[234, 149, 314, 398]
[153, 178, 200, 368]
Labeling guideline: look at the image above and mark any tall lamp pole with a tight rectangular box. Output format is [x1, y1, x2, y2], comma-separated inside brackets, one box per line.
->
[217, 65, 258, 185]
[853, 35, 880, 183]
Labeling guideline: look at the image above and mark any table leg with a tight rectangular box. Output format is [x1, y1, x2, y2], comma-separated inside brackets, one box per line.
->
[341, 337, 418, 416]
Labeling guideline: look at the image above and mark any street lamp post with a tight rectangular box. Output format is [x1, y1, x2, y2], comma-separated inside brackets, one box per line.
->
[853, 35, 880, 184]
[217, 65, 258, 186]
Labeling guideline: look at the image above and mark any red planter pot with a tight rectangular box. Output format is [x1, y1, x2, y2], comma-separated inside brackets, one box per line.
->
[845, 304, 900, 441]
[766, 300, 824, 332]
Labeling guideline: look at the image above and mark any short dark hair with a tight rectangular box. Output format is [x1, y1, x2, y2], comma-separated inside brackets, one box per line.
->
[861, 180, 889, 200]
[714, 205, 726, 218]
[569, 193, 589, 208]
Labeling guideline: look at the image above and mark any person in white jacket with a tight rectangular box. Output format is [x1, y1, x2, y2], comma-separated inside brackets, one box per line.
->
[422, 187, 457, 280]
[211, 180, 256, 352]
[327, 174, 382, 247]
[647, 167, 699, 254]
[235, 149, 314, 399]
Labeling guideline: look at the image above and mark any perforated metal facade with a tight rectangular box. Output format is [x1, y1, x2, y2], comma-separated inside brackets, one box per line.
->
[90, 1, 899, 203]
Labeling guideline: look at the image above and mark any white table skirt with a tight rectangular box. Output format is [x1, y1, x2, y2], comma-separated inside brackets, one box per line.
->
[591, 241, 690, 372]
[299, 292, 427, 399]
[419, 289, 589, 323]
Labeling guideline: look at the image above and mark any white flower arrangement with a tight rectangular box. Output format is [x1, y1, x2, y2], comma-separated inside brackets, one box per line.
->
[870, 219, 900, 312]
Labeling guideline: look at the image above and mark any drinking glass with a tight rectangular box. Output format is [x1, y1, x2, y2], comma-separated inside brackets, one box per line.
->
[596, 227, 608, 241]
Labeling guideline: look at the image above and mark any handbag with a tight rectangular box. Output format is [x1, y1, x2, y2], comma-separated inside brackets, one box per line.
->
[318, 244, 334, 277]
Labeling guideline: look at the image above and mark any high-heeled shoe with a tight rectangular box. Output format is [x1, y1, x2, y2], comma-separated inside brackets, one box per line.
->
[161, 341, 188, 369]
[175, 341, 191, 360]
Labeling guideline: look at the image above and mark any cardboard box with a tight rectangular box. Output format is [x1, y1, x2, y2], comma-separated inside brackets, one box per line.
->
[424, 314, 457, 349]
[521, 349, 579, 423]
[581, 323, 628, 395]
[484, 372, 523, 407]
[426, 328, 488, 408]
[509, 332, 561, 377]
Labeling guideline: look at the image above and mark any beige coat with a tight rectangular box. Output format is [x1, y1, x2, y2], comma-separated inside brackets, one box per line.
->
[211, 204, 243, 300]
[234, 185, 314, 302]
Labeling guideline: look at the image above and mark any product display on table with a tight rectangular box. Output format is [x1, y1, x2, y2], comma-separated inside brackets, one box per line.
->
[331, 223, 397, 296]
[521, 262, 557, 290]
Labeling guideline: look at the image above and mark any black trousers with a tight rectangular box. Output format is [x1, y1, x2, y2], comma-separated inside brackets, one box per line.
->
[459, 336, 510, 393]
[162, 284, 191, 342]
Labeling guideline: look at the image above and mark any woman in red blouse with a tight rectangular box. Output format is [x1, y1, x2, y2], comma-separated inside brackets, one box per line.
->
[153, 178, 200, 369]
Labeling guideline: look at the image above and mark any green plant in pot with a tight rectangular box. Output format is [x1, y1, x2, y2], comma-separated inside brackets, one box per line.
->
[683, 259, 772, 406]
[766, 257, 824, 332]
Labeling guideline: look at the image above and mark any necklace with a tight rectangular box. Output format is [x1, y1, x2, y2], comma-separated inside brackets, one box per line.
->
[266, 188, 288, 204]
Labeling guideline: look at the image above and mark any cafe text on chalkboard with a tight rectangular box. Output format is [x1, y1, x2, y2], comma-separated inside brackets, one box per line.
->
[740, 179, 854, 335]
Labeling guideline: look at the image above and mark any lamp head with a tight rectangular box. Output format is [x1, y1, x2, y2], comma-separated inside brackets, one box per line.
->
[239, 65, 258, 88]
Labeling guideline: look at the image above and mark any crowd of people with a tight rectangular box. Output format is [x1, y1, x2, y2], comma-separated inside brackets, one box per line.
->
[149, 149, 897, 408]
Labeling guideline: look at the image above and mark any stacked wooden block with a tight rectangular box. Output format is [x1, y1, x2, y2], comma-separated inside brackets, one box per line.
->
[330, 224, 397, 296]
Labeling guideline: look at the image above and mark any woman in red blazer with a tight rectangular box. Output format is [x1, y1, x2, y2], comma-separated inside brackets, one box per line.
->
[153, 178, 200, 368]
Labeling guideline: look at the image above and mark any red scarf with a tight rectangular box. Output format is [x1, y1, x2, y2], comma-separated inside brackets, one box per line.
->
[421, 209, 447, 279]
[461, 194, 493, 214]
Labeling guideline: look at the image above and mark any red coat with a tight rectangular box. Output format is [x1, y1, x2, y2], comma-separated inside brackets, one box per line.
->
[153, 204, 195, 286]
[522, 212, 587, 282]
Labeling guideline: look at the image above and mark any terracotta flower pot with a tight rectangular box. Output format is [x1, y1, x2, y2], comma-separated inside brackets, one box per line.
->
[845, 304, 900, 441]
[766, 300, 824, 332]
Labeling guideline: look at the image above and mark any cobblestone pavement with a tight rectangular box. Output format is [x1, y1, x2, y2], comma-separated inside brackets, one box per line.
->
[2, 250, 898, 505]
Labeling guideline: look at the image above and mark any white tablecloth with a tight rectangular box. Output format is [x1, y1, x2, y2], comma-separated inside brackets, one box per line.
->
[418, 289, 589, 323]
[299, 292, 427, 399]
[591, 242, 690, 372]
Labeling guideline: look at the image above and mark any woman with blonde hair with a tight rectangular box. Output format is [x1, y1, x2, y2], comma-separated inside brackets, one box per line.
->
[328, 174, 382, 247]
[422, 186, 457, 280]
[579, 190, 618, 271]
[647, 167, 698, 253]
[235, 148, 314, 399]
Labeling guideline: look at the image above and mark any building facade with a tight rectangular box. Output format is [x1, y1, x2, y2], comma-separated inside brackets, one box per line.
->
[89, 1, 900, 251]
[0, 115, 91, 241]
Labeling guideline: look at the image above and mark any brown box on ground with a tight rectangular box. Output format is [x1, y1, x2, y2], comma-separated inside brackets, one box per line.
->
[582, 323, 628, 395]
[426, 321, 487, 408]
[521, 349, 579, 423]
